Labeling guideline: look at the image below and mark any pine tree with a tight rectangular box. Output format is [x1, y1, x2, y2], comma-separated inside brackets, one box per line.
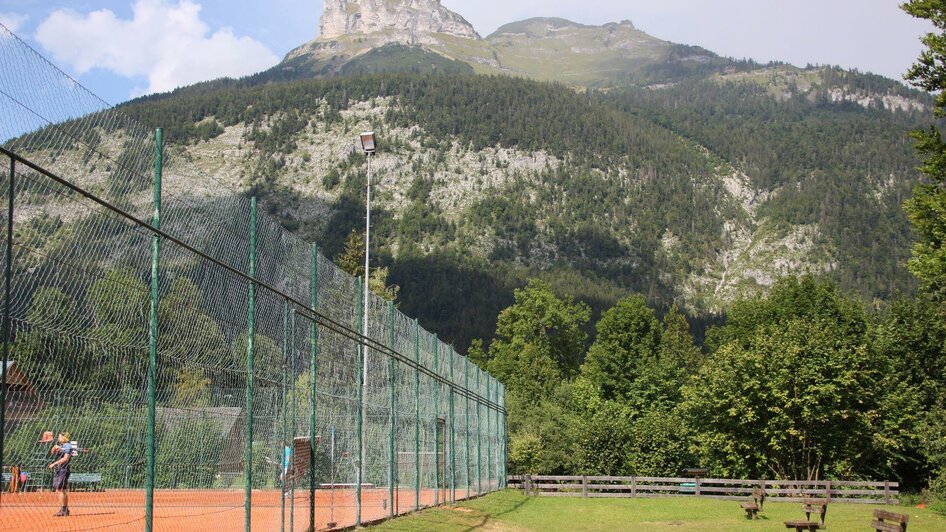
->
[337, 230, 400, 303]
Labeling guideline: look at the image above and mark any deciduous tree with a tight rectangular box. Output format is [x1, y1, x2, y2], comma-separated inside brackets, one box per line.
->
[903, 0, 946, 301]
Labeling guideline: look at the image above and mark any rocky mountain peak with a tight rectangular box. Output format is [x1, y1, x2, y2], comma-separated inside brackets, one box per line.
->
[319, 0, 480, 44]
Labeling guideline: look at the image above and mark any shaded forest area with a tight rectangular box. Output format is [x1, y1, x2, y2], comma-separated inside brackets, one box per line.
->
[115, 70, 931, 352]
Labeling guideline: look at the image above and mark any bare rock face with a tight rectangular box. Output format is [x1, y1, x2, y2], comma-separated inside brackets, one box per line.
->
[319, 0, 480, 44]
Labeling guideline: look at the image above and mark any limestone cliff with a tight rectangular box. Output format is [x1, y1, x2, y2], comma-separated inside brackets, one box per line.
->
[318, 0, 480, 44]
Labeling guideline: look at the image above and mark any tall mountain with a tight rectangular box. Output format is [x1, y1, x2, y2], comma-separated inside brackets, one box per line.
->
[9, 2, 931, 351]
[482, 18, 725, 86]
[319, 0, 480, 42]
[283, 0, 482, 76]
[276, 0, 726, 86]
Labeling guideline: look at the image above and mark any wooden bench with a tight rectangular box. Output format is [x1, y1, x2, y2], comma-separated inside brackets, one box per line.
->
[803, 498, 829, 525]
[740, 487, 766, 519]
[70, 473, 103, 492]
[872, 509, 908, 532]
[784, 521, 824, 531]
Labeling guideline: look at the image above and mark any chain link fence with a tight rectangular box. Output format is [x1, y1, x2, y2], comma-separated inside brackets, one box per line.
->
[0, 24, 507, 531]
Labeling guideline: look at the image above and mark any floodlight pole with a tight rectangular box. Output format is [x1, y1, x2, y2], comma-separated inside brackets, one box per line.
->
[359, 133, 375, 510]
[361, 150, 371, 489]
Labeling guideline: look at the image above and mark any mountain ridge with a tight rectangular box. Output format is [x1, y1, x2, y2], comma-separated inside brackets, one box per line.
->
[274, 0, 724, 86]
[9, 2, 931, 351]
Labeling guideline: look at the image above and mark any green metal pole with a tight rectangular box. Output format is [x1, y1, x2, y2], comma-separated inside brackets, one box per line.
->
[197, 409, 208, 486]
[449, 349, 455, 503]
[52, 392, 59, 489]
[145, 128, 162, 532]
[355, 277, 364, 526]
[123, 387, 134, 488]
[309, 245, 318, 531]
[487, 376, 492, 493]
[388, 300, 395, 517]
[476, 369, 481, 496]
[499, 384, 509, 488]
[413, 319, 420, 511]
[271, 388, 279, 487]
[433, 335, 439, 506]
[245, 196, 257, 532]
[0, 156, 15, 510]
[463, 358, 473, 499]
[281, 300, 288, 532]
[289, 309, 297, 532]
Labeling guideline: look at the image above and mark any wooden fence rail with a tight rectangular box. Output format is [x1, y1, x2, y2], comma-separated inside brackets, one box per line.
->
[506, 475, 898, 504]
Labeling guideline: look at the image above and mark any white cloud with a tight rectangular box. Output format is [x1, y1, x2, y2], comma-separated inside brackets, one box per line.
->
[0, 12, 29, 33]
[34, 0, 279, 96]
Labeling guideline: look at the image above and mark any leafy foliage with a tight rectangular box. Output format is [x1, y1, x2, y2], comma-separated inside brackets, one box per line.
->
[582, 295, 661, 402]
[493, 274, 943, 492]
[486, 279, 590, 396]
[903, 0, 946, 302]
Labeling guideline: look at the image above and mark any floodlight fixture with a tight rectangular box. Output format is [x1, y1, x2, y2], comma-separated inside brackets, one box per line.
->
[360, 131, 376, 154]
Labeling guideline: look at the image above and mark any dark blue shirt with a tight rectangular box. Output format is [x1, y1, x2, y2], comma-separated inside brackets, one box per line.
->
[55, 442, 72, 474]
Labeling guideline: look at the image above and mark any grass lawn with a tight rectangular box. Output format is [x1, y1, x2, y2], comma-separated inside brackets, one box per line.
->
[368, 490, 946, 531]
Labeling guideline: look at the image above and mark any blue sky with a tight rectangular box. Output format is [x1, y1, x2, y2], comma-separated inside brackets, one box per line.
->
[0, 0, 935, 105]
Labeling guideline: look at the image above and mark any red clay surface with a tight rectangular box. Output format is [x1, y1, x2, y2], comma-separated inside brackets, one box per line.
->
[0, 487, 492, 531]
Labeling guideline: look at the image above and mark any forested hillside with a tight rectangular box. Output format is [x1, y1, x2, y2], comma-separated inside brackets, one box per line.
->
[97, 67, 927, 351]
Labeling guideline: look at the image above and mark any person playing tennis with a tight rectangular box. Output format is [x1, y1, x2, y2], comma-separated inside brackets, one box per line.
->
[47, 431, 72, 517]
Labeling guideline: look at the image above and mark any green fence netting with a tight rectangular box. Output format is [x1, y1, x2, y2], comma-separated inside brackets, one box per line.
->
[0, 24, 507, 532]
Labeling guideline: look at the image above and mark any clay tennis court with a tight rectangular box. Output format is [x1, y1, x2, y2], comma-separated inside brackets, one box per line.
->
[0, 487, 465, 531]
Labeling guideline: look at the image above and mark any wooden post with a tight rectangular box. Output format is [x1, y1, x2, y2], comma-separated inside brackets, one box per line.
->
[631, 476, 637, 498]
[695, 477, 701, 496]
[884, 481, 891, 505]
[582, 476, 588, 498]
[524, 474, 531, 497]
[825, 480, 831, 501]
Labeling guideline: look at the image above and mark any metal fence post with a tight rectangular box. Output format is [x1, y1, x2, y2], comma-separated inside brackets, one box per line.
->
[145, 128, 163, 532]
[308, 245, 318, 531]
[433, 335, 439, 505]
[464, 357, 470, 500]
[487, 376, 492, 492]
[289, 309, 297, 532]
[280, 300, 289, 532]
[388, 300, 395, 517]
[0, 154, 15, 510]
[500, 384, 509, 488]
[51, 391, 60, 489]
[123, 387, 134, 488]
[244, 196, 257, 532]
[476, 368, 481, 495]
[355, 277, 364, 526]
[449, 349, 455, 504]
[413, 319, 420, 511]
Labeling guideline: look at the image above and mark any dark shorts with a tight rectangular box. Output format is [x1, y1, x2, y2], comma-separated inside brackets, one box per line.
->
[53, 469, 70, 491]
